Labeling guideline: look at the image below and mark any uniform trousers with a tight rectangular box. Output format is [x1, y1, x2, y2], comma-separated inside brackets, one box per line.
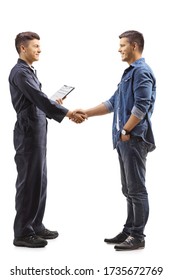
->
[13, 106, 47, 237]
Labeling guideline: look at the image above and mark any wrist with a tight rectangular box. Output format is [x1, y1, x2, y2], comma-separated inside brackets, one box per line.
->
[121, 128, 130, 135]
[66, 111, 73, 118]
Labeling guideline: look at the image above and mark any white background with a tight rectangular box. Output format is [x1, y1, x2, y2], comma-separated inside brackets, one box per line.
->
[0, 0, 172, 279]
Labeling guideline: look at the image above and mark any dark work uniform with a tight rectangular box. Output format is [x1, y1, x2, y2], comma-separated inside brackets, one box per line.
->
[9, 59, 68, 238]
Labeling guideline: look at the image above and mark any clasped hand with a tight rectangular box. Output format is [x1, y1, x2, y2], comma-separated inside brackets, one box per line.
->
[55, 98, 87, 124]
[69, 110, 87, 123]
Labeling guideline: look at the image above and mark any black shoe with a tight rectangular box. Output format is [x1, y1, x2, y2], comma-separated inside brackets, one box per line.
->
[104, 232, 129, 244]
[114, 236, 145, 251]
[36, 228, 59, 239]
[13, 234, 48, 248]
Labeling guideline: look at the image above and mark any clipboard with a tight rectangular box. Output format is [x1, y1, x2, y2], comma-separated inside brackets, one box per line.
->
[50, 85, 75, 101]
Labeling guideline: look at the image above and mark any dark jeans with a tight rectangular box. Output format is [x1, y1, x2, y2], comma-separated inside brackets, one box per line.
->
[13, 106, 47, 238]
[117, 137, 149, 240]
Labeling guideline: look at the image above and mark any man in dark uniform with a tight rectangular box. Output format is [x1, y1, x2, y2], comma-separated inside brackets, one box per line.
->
[9, 31, 86, 248]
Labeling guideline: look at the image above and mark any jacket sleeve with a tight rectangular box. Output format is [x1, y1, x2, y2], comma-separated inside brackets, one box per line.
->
[132, 68, 155, 120]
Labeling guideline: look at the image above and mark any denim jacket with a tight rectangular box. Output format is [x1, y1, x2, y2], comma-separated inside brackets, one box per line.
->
[104, 58, 156, 152]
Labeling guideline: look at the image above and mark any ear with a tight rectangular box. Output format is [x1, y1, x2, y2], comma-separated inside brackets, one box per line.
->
[20, 44, 26, 53]
[132, 42, 138, 51]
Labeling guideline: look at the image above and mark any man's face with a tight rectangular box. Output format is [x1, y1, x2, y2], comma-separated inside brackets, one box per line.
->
[21, 39, 41, 64]
[118, 37, 135, 64]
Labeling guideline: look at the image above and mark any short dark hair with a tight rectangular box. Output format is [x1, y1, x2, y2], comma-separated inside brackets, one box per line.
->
[15, 31, 40, 54]
[119, 30, 144, 52]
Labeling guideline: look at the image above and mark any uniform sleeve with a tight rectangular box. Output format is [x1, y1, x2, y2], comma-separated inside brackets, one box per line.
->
[13, 70, 69, 123]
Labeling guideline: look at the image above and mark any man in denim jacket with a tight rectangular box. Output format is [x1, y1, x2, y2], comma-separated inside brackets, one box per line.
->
[81, 30, 156, 250]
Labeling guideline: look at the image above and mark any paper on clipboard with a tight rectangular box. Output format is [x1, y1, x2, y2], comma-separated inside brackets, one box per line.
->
[50, 85, 75, 101]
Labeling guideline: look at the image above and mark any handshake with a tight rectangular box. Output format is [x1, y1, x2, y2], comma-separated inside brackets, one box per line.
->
[55, 98, 87, 124]
[68, 110, 87, 124]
